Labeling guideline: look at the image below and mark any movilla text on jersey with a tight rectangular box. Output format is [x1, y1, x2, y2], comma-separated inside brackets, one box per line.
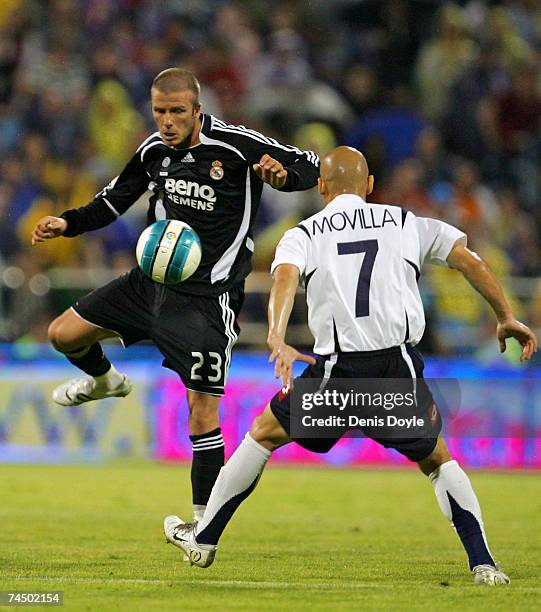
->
[272, 194, 466, 354]
[59, 115, 320, 296]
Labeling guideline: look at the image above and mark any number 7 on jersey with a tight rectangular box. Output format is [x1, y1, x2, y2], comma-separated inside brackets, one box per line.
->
[337, 239, 379, 317]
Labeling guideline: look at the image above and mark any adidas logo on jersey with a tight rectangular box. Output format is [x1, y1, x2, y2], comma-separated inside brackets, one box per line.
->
[181, 152, 195, 163]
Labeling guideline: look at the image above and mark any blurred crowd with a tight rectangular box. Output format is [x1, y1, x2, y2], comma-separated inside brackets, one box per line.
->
[1, 0, 541, 356]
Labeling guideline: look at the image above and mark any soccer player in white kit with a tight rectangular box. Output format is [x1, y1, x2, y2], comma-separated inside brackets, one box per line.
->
[163, 147, 537, 585]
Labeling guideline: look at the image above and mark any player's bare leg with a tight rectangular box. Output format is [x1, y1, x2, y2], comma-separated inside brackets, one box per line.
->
[49, 308, 132, 406]
[164, 404, 287, 566]
[186, 391, 225, 522]
[418, 436, 510, 585]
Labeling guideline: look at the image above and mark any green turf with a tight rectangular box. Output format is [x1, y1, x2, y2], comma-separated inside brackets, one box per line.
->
[0, 464, 539, 611]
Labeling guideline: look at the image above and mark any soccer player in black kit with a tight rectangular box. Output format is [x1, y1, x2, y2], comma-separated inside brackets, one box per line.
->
[31, 68, 320, 523]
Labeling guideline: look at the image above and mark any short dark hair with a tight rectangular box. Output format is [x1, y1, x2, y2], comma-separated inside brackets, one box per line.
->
[152, 68, 200, 105]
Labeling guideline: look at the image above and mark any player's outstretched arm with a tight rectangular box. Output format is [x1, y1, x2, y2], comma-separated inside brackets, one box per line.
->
[31, 216, 68, 245]
[447, 242, 538, 361]
[267, 264, 315, 388]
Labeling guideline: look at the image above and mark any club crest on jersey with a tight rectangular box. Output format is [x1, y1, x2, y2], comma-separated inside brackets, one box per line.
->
[210, 160, 224, 181]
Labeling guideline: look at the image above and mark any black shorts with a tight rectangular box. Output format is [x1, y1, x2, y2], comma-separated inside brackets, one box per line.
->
[270, 345, 442, 462]
[72, 267, 243, 395]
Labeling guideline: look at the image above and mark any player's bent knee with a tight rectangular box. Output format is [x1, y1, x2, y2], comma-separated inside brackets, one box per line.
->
[249, 404, 289, 451]
[48, 316, 74, 352]
[48, 310, 101, 353]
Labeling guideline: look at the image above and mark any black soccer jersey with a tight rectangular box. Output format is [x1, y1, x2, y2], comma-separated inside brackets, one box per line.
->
[60, 114, 320, 295]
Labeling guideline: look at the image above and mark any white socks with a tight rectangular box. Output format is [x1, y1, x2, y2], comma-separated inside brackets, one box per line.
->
[193, 505, 206, 522]
[94, 364, 124, 390]
[195, 433, 271, 546]
[191, 444, 497, 570]
[429, 460, 495, 569]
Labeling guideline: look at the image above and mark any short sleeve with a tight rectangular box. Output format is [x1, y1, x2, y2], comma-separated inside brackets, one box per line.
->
[416, 217, 467, 266]
[270, 226, 310, 276]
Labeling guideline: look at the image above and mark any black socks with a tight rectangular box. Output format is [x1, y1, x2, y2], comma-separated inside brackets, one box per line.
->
[64, 343, 111, 376]
[190, 427, 225, 510]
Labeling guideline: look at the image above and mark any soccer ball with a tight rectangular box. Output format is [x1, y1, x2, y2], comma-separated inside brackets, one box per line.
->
[136, 220, 202, 284]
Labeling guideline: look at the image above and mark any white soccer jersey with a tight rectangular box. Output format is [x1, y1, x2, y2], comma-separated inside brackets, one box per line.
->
[271, 194, 466, 354]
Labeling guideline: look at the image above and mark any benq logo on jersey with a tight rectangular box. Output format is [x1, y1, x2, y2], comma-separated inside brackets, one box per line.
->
[165, 179, 216, 211]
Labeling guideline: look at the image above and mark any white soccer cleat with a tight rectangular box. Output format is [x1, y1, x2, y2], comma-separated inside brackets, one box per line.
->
[163, 515, 216, 568]
[52, 375, 132, 406]
[473, 564, 510, 586]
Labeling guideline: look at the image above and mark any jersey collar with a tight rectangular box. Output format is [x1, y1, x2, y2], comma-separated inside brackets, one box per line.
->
[327, 194, 367, 207]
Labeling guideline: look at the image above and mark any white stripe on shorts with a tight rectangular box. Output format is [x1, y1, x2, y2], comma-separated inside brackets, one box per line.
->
[317, 353, 338, 394]
[400, 344, 417, 403]
[219, 293, 238, 385]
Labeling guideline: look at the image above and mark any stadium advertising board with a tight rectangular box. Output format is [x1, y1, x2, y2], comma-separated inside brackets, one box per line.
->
[0, 350, 539, 468]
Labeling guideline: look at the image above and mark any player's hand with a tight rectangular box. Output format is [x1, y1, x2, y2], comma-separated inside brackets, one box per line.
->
[497, 318, 538, 362]
[31, 216, 68, 245]
[253, 154, 288, 189]
[268, 339, 316, 390]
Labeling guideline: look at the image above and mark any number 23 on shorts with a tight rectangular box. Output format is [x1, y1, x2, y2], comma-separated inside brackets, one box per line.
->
[190, 351, 223, 383]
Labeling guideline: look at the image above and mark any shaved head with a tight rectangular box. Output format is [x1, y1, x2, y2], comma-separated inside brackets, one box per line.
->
[319, 146, 374, 203]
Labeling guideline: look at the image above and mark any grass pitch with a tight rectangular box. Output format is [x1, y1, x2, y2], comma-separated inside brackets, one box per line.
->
[0, 463, 539, 611]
